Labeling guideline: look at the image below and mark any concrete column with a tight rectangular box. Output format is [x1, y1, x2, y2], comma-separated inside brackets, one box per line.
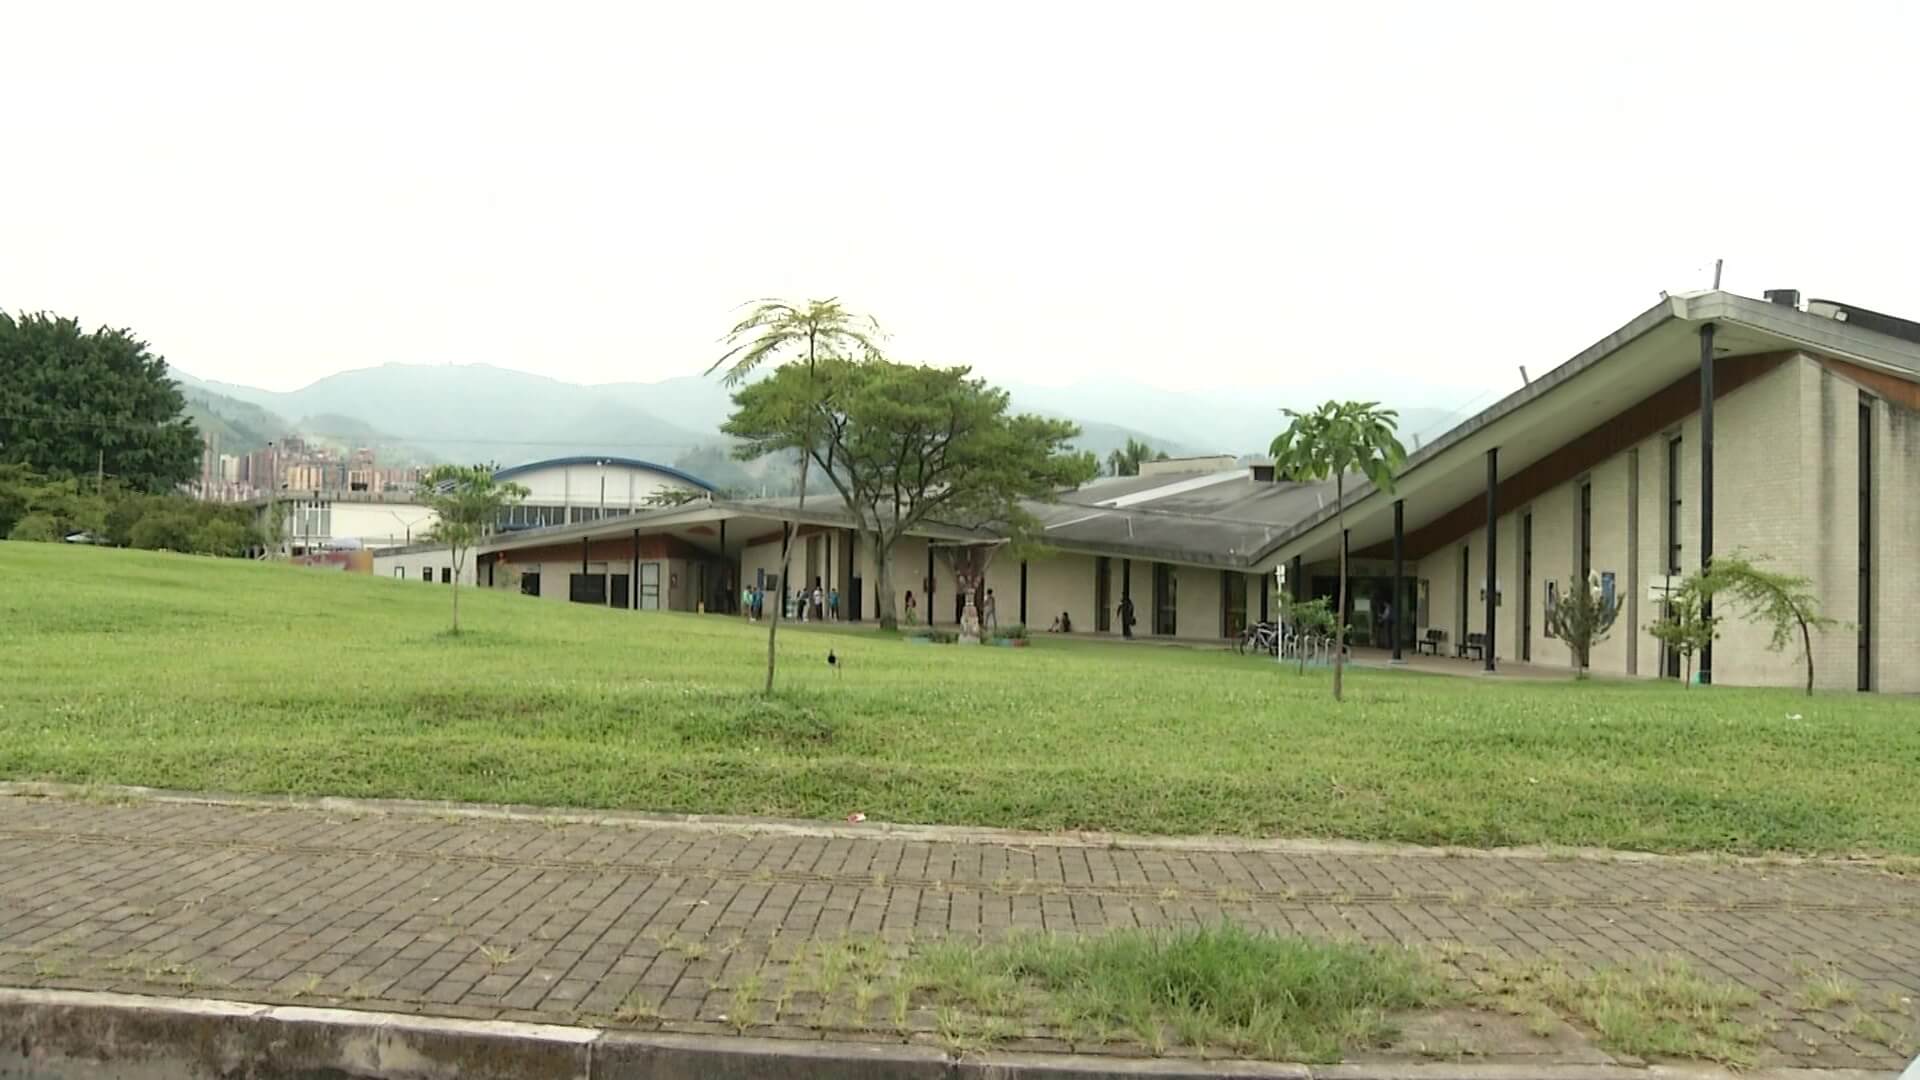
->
[1698, 323, 1715, 685]
[1484, 448, 1498, 672]
[1391, 499, 1405, 662]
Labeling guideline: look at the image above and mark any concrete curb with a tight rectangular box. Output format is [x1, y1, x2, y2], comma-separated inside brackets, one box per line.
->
[0, 989, 1899, 1080]
[0, 781, 1897, 871]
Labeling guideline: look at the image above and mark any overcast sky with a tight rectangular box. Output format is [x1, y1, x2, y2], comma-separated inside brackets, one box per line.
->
[5, 2, 1917, 407]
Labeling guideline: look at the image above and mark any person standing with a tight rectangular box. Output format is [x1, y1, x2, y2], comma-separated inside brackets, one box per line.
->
[828, 586, 840, 622]
[812, 580, 825, 622]
[741, 582, 754, 621]
[1117, 594, 1136, 639]
[983, 588, 998, 632]
[904, 590, 918, 626]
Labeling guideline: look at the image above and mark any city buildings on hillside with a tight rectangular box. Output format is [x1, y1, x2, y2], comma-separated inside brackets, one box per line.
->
[372, 289, 1920, 692]
[260, 456, 713, 555]
[191, 434, 424, 503]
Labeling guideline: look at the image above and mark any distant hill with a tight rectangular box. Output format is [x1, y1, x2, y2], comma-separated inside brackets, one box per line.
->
[174, 379, 288, 456]
[173, 362, 1484, 478]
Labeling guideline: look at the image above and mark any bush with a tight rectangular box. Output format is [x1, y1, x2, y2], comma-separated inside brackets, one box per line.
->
[129, 511, 197, 552]
[191, 518, 254, 557]
[7, 513, 62, 542]
[995, 623, 1029, 640]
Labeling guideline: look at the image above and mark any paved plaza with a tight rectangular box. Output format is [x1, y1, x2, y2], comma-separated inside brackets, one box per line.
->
[1, 789, 1915, 1071]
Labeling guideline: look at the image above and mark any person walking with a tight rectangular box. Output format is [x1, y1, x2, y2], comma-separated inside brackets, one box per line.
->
[1117, 593, 1136, 639]
[741, 583, 754, 620]
[983, 588, 998, 632]
[904, 590, 919, 626]
[751, 585, 763, 621]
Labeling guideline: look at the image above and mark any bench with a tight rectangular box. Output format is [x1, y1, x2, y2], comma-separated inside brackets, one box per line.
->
[1457, 632, 1487, 661]
[1416, 628, 1447, 656]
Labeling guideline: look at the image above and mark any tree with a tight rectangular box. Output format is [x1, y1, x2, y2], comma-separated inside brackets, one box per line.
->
[1647, 581, 1716, 688]
[1106, 437, 1169, 477]
[0, 312, 200, 491]
[706, 299, 882, 693]
[1699, 553, 1838, 696]
[726, 357, 1096, 631]
[191, 517, 255, 557]
[7, 514, 61, 542]
[1545, 570, 1619, 675]
[420, 465, 528, 634]
[130, 511, 196, 552]
[1269, 402, 1406, 702]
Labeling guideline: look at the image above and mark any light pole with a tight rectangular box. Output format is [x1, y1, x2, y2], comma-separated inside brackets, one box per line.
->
[1274, 563, 1287, 665]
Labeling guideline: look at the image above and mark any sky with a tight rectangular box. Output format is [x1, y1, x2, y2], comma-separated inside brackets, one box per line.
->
[5, 1, 1919, 408]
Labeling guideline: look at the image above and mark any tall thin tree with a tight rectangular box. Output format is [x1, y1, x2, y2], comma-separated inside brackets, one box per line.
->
[1269, 401, 1406, 702]
[707, 299, 881, 694]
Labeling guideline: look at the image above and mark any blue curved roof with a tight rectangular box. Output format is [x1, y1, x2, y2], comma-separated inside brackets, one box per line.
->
[492, 456, 716, 492]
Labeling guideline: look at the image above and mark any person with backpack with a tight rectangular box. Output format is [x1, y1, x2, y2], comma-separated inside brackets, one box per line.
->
[1117, 594, 1136, 639]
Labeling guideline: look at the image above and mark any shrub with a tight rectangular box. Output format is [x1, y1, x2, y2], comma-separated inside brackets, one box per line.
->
[996, 623, 1029, 640]
[129, 511, 197, 552]
[191, 518, 254, 557]
[7, 513, 62, 542]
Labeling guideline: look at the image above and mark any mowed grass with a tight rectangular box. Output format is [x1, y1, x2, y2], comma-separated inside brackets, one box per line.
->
[3, 543, 1917, 854]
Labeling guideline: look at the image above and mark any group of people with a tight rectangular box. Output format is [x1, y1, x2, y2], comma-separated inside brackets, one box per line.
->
[737, 578, 840, 623]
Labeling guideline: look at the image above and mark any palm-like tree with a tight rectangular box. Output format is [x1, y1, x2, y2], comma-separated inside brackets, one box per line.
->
[709, 299, 882, 694]
[1270, 401, 1406, 701]
[1105, 437, 1168, 477]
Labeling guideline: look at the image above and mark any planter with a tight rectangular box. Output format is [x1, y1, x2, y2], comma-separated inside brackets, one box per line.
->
[990, 638, 1030, 648]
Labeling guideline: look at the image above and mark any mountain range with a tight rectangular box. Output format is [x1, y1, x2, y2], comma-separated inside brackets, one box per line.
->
[170, 363, 1471, 480]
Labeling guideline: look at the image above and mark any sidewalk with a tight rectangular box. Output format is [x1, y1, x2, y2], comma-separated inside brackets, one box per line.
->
[1, 788, 1915, 1072]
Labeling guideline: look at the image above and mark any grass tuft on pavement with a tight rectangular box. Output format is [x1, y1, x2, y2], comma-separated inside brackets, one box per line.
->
[909, 925, 1447, 1061]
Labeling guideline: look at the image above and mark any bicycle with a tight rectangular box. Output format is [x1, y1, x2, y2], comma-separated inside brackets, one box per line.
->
[1236, 620, 1279, 656]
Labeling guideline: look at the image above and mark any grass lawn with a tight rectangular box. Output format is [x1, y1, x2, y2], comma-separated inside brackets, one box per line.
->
[2, 543, 1915, 855]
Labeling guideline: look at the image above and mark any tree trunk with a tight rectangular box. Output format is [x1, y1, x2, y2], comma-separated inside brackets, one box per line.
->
[763, 333, 821, 696]
[873, 538, 899, 630]
[1333, 478, 1346, 703]
[1798, 615, 1814, 696]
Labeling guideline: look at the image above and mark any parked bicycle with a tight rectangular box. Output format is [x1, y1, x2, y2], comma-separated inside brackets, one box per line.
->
[1236, 620, 1280, 656]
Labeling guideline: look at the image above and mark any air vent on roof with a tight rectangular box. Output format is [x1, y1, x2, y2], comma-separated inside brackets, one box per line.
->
[1250, 463, 1276, 483]
[1764, 289, 1801, 308]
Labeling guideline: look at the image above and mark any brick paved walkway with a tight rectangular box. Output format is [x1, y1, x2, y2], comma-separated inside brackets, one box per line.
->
[1, 791, 1915, 1070]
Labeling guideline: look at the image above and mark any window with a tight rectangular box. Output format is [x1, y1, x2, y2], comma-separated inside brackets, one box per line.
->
[421, 567, 432, 582]
[1152, 563, 1177, 636]
[441, 567, 452, 584]
[520, 572, 541, 597]
[568, 573, 607, 604]
[1578, 482, 1592, 583]
[1221, 570, 1248, 638]
[571, 506, 604, 524]
[1094, 557, 1111, 632]
[1666, 436, 1683, 574]
[639, 562, 661, 610]
[393, 567, 405, 579]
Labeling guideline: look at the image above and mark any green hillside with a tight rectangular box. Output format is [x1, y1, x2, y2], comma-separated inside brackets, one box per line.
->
[1, 544, 1913, 854]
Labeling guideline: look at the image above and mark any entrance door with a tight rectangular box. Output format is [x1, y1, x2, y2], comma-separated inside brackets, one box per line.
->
[849, 576, 863, 622]
[1520, 513, 1533, 661]
[639, 563, 661, 609]
[1095, 557, 1111, 632]
[611, 573, 631, 609]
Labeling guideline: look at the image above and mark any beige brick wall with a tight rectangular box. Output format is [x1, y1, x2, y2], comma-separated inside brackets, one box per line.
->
[1872, 394, 1920, 691]
[1023, 552, 1099, 633]
[1400, 355, 1881, 688]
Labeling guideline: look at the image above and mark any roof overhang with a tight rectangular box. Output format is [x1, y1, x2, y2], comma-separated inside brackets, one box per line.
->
[1250, 290, 1920, 567]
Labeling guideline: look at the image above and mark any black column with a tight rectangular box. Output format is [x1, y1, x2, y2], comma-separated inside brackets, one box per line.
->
[1122, 558, 1131, 600]
[1698, 324, 1715, 685]
[1019, 561, 1028, 625]
[581, 537, 589, 576]
[1341, 529, 1351, 629]
[719, 519, 729, 612]
[1259, 571, 1270, 622]
[1391, 499, 1405, 662]
[631, 528, 639, 610]
[1484, 448, 1498, 673]
[1290, 555, 1303, 603]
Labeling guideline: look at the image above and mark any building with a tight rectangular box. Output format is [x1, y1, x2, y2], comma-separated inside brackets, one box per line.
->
[326, 456, 714, 563]
[370, 290, 1920, 692]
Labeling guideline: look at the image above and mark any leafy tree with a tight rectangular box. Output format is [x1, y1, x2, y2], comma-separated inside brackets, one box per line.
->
[1699, 553, 1838, 696]
[421, 465, 528, 635]
[191, 517, 255, 557]
[1647, 581, 1717, 688]
[707, 298, 882, 693]
[1545, 570, 1619, 675]
[1269, 402, 1406, 701]
[1106, 437, 1169, 477]
[642, 487, 708, 508]
[726, 357, 1096, 630]
[130, 511, 196, 552]
[0, 312, 200, 491]
[7, 513, 61, 542]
